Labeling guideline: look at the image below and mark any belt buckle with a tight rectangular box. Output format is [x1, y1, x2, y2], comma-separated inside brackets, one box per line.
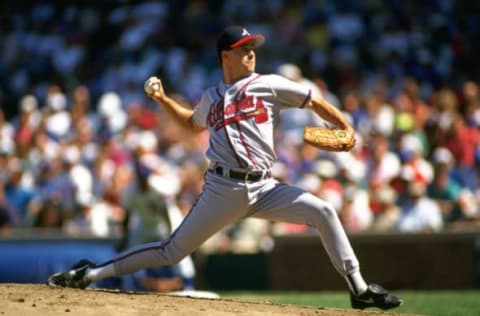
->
[244, 170, 252, 181]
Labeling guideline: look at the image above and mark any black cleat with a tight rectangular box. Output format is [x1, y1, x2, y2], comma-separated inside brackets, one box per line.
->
[351, 283, 403, 310]
[47, 259, 95, 289]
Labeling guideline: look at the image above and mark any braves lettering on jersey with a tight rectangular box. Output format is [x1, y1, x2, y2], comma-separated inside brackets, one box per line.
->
[193, 73, 312, 171]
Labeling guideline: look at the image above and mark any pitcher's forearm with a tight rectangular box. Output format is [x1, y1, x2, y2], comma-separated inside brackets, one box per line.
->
[154, 95, 198, 132]
[308, 97, 352, 130]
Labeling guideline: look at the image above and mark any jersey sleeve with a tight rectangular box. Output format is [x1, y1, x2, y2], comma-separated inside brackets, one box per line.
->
[260, 74, 313, 109]
[192, 91, 211, 128]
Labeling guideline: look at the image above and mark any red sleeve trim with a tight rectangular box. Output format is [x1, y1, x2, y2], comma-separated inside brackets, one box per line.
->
[300, 89, 312, 108]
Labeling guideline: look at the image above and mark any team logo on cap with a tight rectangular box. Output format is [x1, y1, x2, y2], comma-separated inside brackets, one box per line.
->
[242, 28, 250, 36]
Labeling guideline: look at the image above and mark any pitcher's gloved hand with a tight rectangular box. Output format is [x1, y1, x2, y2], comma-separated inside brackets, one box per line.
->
[303, 126, 356, 152]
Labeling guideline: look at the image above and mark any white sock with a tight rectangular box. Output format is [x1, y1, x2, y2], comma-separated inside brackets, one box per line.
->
[345, 271, 368, 295]
[86, 263, 116, 282]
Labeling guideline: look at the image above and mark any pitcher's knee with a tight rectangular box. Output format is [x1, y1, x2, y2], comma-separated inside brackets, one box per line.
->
[162, 254, 181, 266]
[309, 201, 339, 225]
[162, 248, 189, 266]
[322, 202, 339, 218]
[157, 238, 191, 266]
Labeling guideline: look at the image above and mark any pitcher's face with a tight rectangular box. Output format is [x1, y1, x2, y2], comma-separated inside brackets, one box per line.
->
[222, 42, 256, 78]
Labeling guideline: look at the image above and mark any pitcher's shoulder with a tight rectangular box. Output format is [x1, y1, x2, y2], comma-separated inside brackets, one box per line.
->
[260, 73, 283, 80]
[258, 73, 293, 84]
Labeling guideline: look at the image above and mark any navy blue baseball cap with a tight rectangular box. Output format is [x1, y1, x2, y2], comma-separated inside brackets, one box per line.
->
[217, 25, 265, 56]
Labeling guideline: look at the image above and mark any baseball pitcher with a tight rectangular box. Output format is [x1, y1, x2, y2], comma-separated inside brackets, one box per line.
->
[48, 25, 402, 310]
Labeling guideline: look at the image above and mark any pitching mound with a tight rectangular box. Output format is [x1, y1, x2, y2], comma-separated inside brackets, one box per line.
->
[1, 283, 404, 316]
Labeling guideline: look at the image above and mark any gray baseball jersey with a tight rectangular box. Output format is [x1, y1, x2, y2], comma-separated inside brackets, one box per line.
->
[193, 73, 311, 170]
[112, 73, 361, 282]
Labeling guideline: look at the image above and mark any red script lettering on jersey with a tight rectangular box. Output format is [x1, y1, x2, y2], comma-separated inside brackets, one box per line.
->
[207, 96, 268, 130]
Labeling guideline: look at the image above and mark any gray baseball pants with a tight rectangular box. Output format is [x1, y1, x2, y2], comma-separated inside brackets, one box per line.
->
[113, 172, 360, 278]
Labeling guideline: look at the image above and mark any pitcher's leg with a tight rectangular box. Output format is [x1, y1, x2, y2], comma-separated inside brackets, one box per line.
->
[251, 182, 367, 293]
[88, 178, 249, 281]
[114, 193, 245, 275]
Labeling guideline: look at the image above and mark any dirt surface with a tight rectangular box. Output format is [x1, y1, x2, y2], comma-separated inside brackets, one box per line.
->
[0, 283, 411, 316]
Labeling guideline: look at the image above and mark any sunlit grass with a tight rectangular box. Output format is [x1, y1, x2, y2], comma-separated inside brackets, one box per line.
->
[221, 290, 480, 316]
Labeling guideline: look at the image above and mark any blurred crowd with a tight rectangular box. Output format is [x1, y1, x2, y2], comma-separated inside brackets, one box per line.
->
[1, 1, 480, 255]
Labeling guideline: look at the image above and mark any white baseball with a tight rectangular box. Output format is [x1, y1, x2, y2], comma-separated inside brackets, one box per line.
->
[144, 79, 159, 94]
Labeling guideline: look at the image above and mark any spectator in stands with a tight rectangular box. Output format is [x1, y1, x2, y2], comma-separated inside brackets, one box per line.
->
[336, 148, 372, 232]
[367, 133, 401, 188]
[32, 155, 77, 220]
[341, 90, 369, 134]
[0, 108, 15, 157]
[370, 184, 401, 232]
[340, 185, 373, 233]
[397, 182, 443, 232]
[397, 133, 434, 186]
[32, 198, 65, 229]
[63, 145, 94, 209]
[402, 78, 431, 135]
[440, 113, 480, 191]
[13, 95, 40, 158]
[314, 159, 343, 212]
[43, 87, 72, 142]
[124, 161, 170, 249]
[96, 92, 128, 140]
[428, 160, 463, 223]
[69, 85, 97, 138]
[87, 185, 128, 238]
[4, 158, 35, 226]
[363, 87, 395, 137]
[461, 81, 480, 127]
[64, 194, 97, 236]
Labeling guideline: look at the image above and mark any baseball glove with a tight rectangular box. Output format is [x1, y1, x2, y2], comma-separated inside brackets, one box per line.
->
[303, 127, 356, 152]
